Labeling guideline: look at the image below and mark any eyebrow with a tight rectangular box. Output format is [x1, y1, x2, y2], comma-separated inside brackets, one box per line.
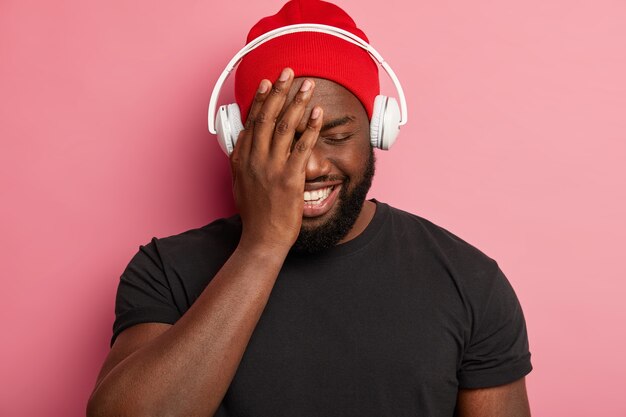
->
[321, 116, 355, 132]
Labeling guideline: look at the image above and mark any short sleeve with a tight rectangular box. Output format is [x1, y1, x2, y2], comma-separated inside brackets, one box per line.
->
[111, 239, 181, 347]
[457, 267, 532, 388]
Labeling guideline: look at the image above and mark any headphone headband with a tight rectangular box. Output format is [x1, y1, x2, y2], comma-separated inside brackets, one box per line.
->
[208, 23, 407, 134]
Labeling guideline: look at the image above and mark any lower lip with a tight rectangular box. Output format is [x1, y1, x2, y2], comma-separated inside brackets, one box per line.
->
[302, 185, 341, 218]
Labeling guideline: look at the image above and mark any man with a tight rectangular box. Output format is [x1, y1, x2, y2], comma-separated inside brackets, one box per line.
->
[88, 1, 532, 416]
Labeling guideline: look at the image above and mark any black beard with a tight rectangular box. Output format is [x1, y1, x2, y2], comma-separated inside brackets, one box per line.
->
[291, 147, 376, 254]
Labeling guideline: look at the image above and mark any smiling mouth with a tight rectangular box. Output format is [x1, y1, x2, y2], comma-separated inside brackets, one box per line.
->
[303, 186, 335, 207]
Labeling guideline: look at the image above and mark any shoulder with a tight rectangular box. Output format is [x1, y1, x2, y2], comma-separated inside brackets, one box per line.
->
[382, 202, 499, 272]
[379, 203, 532, 386]
[156, 214, 241, 247]
[377, 201, 510, 309]
[141, 215, 242, 267]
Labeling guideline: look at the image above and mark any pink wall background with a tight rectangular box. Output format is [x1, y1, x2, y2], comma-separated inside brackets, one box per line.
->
[1, 0, 625, 415]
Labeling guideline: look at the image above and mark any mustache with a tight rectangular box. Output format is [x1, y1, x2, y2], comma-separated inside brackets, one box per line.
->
[305, 175, 347, 183]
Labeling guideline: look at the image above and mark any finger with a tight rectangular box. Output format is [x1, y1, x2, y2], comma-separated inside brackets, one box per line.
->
[286, 106, 323, 174]
[251, 67, 294, 157]
[233, 79, 270, 167]
[271, 78, 315, 159]
[244, 79, 271, 131]
[230, 127, 250, 171]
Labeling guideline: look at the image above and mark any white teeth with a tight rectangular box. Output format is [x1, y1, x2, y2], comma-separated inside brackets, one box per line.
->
[303, 186, 332, 204]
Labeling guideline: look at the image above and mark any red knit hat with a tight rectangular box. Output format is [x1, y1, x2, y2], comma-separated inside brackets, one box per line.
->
[234, 0, 380, 124]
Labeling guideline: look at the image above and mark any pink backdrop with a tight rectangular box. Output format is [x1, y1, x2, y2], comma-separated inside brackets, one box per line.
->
[2, 0, 625, 415]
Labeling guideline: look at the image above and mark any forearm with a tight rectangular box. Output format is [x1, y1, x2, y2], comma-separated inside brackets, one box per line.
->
[87, 243, 289, 417]
[89, 68, 320, 417]
[456, 378, 531, 417]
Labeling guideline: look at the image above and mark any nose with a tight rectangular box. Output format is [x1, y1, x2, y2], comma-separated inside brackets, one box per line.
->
[304, 141, 331, 181]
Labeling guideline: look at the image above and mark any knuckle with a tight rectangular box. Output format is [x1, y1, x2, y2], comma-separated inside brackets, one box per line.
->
[293, 94, 304, 105]
[276, 120, 290, 135]
[271, 85, 283, 96]
[306, 122, 318, 131]
[294, 140, 308, 153]
[244, 167, 259, 182]
[255, 111, 268, 124]
[247, 162, 259, 178]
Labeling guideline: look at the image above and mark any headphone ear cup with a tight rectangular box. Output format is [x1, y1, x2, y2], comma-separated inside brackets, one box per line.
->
[215, 104, 244, 155]
[369, 95, 386, 149]
[380, 97, 401, 150]
[370, 95, 401, 150]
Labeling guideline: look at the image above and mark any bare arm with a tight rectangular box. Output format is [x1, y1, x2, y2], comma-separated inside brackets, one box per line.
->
[87, 68, 324, 417]
[456, 377, 531, 417]
[87, 244, 288, 417]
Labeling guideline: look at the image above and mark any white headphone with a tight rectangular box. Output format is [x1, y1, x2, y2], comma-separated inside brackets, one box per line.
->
[208, 23, 408, 155]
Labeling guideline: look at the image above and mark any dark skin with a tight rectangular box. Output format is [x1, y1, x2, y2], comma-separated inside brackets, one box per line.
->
[87, 68, 530, 417]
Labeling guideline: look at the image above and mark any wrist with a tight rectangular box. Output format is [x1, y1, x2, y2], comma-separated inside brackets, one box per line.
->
[237, 235, 292, 263]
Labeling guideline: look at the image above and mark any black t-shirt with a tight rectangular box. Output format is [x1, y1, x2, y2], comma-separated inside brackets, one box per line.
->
[113, 201, 532, 416]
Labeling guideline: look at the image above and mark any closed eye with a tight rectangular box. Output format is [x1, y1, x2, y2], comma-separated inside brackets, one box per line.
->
[322, 134, 354, 144]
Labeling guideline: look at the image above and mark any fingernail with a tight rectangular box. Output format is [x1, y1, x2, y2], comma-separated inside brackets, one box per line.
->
[279, 68, 291, 82]
[258, 80, 269, 94]
[300, 80, 312, 92]
[311, 107, 321, 120]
